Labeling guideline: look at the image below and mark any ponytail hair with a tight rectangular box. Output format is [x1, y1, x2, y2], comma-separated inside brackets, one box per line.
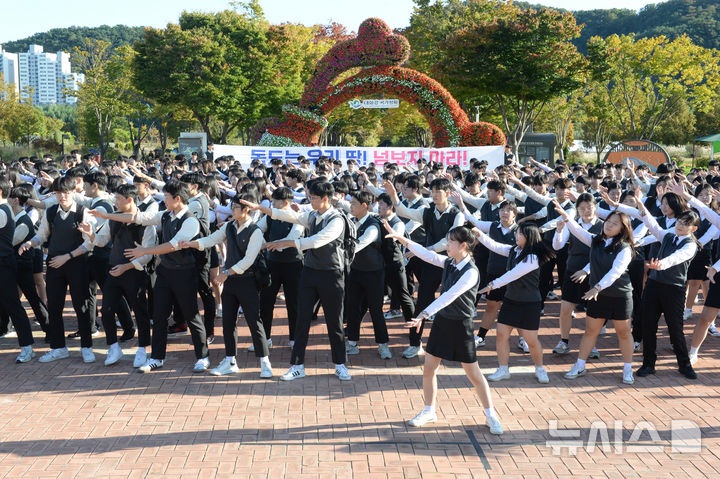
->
[447, 226, 476, 252]
[676, 210, 701, 249]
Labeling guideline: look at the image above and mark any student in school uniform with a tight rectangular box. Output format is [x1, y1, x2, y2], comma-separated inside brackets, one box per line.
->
[397, 175, 428, 305]
[0, 177, 36, 363]
[612, 186, 699, 379]
[257, 187, 305, 350]
[92, 179, 209, 373]
[239, 180, 351, 382]
[553, 204, 637, 385]
[385, 177, 465, 359]
[382, 224, 503, 434]
[448, 192, 518, 348]
[4, 186, 49, 342]
[375, 193, 415, 330]
[552, 193, 604, 357]
[344, 191, 391, 359]
[474, 224, 555, 384]
[180, 193, 273, 377]
[19, 176, 97, 363]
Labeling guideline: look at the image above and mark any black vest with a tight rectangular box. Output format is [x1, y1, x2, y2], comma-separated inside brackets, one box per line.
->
[13, 211, 35, 266]
[189, 194, 210, 234]
[109, 220, 146, 267]
[0, 204, 15, 258]
[265, 216, 303, 263]
[422, 204, 460, 250]
[401, 197, 427, 244]
[480, 201, 501, 222]
[487, 222, 518, 275]
[303, 209, 344, 271]
[523, 195, 544, 222]
[438, 257, 479, 320]
[137, 197, 157, 213]
[503, 248, 542, 303]
[644, 196, 663, 218]
[648, 234, 694, 287]
[589, 241, 633, 297]
[159, 210, 198, 270]
[631, 218, 646, 259]
[382, 214, 404, 265]
[91, 197, 114, 258]
[694, 214, 713, 253]
[352, 215, 384, 272]
[543, 200, 573, 242]
[567, 219, 604, 272]
[225, 221, 260, 276]
[47, 204, 85, 257]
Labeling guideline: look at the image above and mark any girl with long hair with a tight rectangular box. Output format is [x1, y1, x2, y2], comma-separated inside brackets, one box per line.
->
[475, 223, 555, 384]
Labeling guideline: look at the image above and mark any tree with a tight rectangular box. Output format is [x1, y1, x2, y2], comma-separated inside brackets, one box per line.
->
[133, 8, 278, 144]
[536, 92, 584, 163]
[439, 2, 587, 157]
[72, 39, 133, 160]
[587, 33, 720, 141]
[581, 81, 619, 163]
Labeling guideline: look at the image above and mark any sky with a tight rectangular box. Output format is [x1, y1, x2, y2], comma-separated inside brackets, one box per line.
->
[1, 0, 662, 45]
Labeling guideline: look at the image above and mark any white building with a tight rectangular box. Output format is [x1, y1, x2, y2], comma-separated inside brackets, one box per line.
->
[0, 44, 84, 105]
[0, 45, 19, 97]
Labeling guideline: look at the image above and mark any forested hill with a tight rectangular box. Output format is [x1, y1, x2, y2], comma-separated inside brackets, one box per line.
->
[520, 0, 720, 52]
[2, 0, 719, 55]
[1, 25, 145, 53]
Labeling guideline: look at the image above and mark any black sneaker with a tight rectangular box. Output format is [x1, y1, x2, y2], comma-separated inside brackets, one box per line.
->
[119, 328, 136, 342]
[678, 365, 697, 380]
[636, 365, 656, 377]
[168, 323, 188, 336]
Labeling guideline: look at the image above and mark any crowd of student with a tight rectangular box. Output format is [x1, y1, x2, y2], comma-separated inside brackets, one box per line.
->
[0, 148, 718, 434]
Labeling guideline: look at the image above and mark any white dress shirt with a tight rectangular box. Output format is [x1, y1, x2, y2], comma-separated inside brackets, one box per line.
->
[135, 206, 200, 249]
[271, 206, 344, 252]
[395, 201, 464, 252]
[353, 212, 380, 253]
[197, 218, 264, 275]
[31, 201, 96, 252]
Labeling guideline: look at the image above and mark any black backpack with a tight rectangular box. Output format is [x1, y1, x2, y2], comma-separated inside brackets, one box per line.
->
[335, 209, 358, 272]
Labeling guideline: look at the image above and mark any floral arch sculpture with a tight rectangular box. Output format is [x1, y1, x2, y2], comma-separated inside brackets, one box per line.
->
[255, 18, 505, 148]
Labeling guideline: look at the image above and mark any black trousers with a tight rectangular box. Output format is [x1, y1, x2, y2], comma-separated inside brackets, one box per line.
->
[89, 252, 133, 333]
[473, 243, 490, 290]
[641, 278, 691, 369]
[197, 254, 216, 336]
[629, 259, 645, 343]
[539, 241, 566, 305]
[46, 255, 93, 349]
[259, 260, 302, 341]
[410, 262, 444, 347]
[222, 275, 267, 357]
[0, 260, 49, 334]
[385, 261, 415, 321]
[405, 255, 423, 298]
[290, 267, 346, 365]
[0, 256, 34, 347]
[101, 268, 151, 347]
[346, 268, 388, 343]
[151, 265, 207, 361]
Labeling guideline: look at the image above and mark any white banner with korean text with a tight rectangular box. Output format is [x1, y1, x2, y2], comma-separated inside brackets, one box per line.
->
[213, 145, 504, 171]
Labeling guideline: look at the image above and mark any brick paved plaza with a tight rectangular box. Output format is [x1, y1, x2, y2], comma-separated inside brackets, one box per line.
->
[0, 294, 718, 478]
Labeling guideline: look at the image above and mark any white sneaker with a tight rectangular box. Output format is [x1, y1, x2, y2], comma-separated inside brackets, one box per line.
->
[571, 311, 576, 318]
[81, 347, 96, 363]
[138, 358, 163, 373]
[288, 340, 295, 348]
[683, 308, 693, 321]
[38, 347, 70, 363]
[589, 347, 600, 359]
[535, 367, 550, 384]
[346, 341, 360, 355]
[518, 338, 530, 353]
[689, 354, 698, 366]
[278, 293, 285, 301]
[600, 326, 607, 334]
[248, 338, 272, 352]
[384, 309, 402, 320]
[335, 364, 351, 381]
[402, 345, 424, 358]
[16, 345, 34, 363]
[408, 409, 437, 427]
[133, 349, 147, 368]
[487, 367, 511, 382]
[193, 357, 210, 373]
[633, 341, 642, 352]
[623, 369, 635, 385]
[486, 414, 504, 435]
[552, 340, 570, 355]
[280, 365, 306, 381]
[260, 360, 273, 378]
[546, 291, 559, 300]
[210, 357, 239, 376]
[378, 343, 392, 359]
[564, 363, 586, 379]
[104, 343, 123, 366]
[217, 306, 223, 319]
[474, 336, 486, 347]
[708, 324, 720, 337]
[0, 327, 17, 338]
